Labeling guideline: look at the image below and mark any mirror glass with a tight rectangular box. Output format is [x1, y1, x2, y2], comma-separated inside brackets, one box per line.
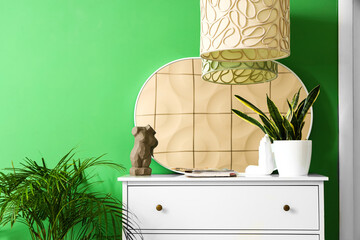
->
[135, 58, 312, 173]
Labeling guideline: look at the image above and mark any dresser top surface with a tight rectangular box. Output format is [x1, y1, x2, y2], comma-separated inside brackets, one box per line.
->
[118, 174, 328, 182]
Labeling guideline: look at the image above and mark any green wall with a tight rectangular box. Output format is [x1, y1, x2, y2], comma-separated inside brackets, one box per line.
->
[0, 0, 338, 239]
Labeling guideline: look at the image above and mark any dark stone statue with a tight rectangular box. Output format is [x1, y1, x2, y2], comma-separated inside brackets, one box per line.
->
[130, 125, 158, 176]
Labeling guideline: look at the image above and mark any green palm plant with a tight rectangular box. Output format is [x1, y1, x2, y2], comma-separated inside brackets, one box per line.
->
[0, 150, 141, 240]
[232, 85, 320, 142]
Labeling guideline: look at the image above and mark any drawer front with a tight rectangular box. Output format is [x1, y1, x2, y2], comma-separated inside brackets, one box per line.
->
[135, 234, 319, 240]
[128, 186, 319, 230]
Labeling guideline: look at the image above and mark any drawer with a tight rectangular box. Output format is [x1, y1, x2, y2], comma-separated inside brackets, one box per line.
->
[135, 234, 319, 240]
[128, 186, 319, 230]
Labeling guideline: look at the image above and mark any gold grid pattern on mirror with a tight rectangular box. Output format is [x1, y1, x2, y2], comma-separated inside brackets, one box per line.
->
[135, 58, 311, 173]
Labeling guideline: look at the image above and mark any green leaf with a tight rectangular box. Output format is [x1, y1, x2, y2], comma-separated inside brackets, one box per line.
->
[286, 88, 301, 119]
[234, 95, 269, 120]
[292, 99, 305, 130]
[282, 116, 295, 140]
[266, 95, 285, 139]
[262, 125, 276, 142]
[232, 109, 266, 134]
[286, 100, 294, 120]
[295, 99, 305, 117]
[299, 85, 320, 123]
[259, 115, 280, 140]
[292, 88, 301, 109]
[298, 121, 306, 140]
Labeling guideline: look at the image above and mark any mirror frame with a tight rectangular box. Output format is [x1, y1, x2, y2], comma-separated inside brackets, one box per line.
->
[134, 57, 313, 173]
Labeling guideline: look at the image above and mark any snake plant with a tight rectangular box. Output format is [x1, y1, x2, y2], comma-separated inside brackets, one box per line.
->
[232, 85, 320, 142]
[0, 150, 141, 240]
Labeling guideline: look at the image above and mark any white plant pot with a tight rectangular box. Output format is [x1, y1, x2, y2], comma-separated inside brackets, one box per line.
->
[272, 140, 312, 177]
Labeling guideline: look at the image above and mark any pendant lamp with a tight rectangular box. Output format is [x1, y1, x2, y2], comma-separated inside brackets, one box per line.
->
[202, 59, 278, 85]
[200, 0, 290, 84]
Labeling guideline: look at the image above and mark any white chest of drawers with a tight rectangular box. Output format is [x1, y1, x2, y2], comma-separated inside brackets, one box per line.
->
[118, 174, 328, 240]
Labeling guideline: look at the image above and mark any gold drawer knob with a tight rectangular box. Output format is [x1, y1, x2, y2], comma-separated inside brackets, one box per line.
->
[156, 204, 163, 211]
[283, 205, 290, 211]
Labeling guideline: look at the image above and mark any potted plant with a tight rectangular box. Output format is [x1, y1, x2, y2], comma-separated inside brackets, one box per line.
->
[232, 85, 320, 177]
[0, 150, 141, 240]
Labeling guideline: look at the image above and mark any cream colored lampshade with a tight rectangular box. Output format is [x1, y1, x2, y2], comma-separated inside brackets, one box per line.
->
[200, 0, 290, 62]
[202, 59, 278, 84]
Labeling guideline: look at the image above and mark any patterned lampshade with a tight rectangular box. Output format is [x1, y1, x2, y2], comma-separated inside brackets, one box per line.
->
[202, 59, 278, 84]
[200, 0, 290, 62]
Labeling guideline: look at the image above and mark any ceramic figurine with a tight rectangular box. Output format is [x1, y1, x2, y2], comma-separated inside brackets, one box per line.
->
[130, 125, 158, 176]
[245, 135, 276, 175]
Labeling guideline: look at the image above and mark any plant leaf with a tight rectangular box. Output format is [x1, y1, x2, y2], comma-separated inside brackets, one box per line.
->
[262, 125, 276, 143]
[292, 99, 305, 131]
[286, 99, 294, 120]
[282, 116, 295, 140]
[292, 88, 301, 108]
[295, 99, 305, 116]
[266, 95, 285, 139]
[259, 115, 280, 140]
[298, 85, 320, 123]
[286, 88, 301, 119]
[234, 95, 269, 120]
[232, 109, 266, 134]
[298, 121, 306, 140]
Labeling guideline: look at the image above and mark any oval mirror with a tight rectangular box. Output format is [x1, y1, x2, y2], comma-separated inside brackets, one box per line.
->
[134, 57, 312, 173]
